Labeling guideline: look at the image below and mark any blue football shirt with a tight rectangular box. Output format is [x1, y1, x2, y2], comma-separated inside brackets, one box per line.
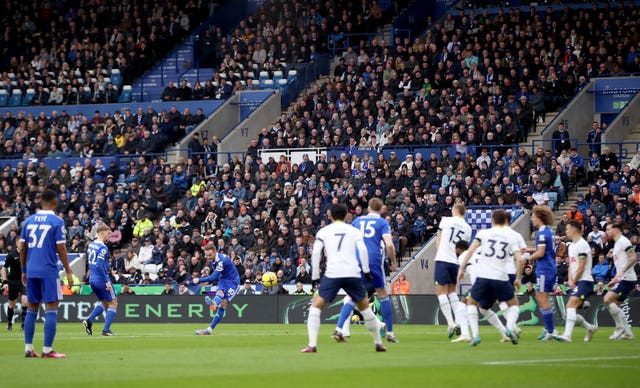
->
[19, 210, 66, 279]
[214, 253, 241, 285]
[87, 240, 110, 284]
[535, 226, 557, 274]
[352, 214, 391, 265]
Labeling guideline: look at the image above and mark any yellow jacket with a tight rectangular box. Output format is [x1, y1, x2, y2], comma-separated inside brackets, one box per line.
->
[133, 218, 154, 238]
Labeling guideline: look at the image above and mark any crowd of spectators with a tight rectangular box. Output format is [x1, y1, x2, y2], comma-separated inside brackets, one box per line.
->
[1, 2, 640, 295]
[0, 0, 211, 105]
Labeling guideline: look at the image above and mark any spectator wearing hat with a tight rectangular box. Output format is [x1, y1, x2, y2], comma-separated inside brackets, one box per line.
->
[566, 203, 584, 223]
[138, 237, 154, 266]
[237, 279, 256, 295]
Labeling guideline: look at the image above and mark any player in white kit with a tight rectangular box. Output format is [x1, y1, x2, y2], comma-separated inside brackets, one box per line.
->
[603, 222, 637, 340]
[434, 204, 472, 340]
[457, 210, 523, 346]
[554, 220, 598, 342]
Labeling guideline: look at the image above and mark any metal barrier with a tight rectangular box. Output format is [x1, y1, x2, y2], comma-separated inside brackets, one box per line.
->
[531, 139, 640, 165]
[327, 32, 377, 57]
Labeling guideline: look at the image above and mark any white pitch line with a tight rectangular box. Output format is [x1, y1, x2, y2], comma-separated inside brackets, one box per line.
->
[483, 355, 640, 366]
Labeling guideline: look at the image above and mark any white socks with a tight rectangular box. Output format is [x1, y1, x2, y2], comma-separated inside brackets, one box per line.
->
[359, 307, 383, 345]
[341, 311, 353, 335]
[564, 307, 577, 338]
[307, 306, 321, 347]
[480, 308, 506, 334]
[505, 305, 520, 331]
[607, 303, 630, 331]
[449, 292, 469, 337]
[466, 304, 479, 338]
[499, 302, 509, 313]
[438, 294, 455, 327]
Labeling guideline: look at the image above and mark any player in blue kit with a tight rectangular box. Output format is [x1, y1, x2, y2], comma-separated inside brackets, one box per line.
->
[194, 243, 241, 335]
[19, 189, 73, 358]
[83, 224, 118, 336]
[333, 198, 398, 343]
[527, 206, 559, 340]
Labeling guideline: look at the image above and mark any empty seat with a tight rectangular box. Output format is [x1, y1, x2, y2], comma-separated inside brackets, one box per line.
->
[8, 90, 22, 107]
[0, 90, 8, 106]
[277, 79, 288, 88]
[272, 71, 283, 83]
[261, 79, 275, 89]
[118, 85, 132, 102]
[287, 69, 298, 82]
[23, 88, 35, 105]
[110, 69, 122, 88]
[259, 71, 269, 81]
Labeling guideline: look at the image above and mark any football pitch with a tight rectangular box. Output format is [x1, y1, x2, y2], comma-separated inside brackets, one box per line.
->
[0, 324, 637, 387]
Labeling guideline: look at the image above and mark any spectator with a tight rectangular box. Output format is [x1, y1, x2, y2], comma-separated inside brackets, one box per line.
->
[391, 273, 410, 295]
[592, 254, 611, 282]
[237, 279, 256, 295]
[161, 282, 175, 295]
[551, 123, 571, 157]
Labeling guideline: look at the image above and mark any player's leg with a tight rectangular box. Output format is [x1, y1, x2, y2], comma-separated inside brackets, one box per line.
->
[466, 279, 490, 346]
[301, 280, 333, 352]
[102, 298, 118, 336]
[466, 299, 481, 346]
[346, 278, 384, 351]
[604, 283, 633, 340]
[434, 262, 457, 335]
[558, 283, 596, 342]
[84, 284, 105, 335]
[373, 262, 398, 342]
[197, 289, 229, 335]
[501, 296, 521, 345]
[20, 294, 27, 329]
[448, 282, 469, 340]
[41, 278, 65, 358]
[334, 295, 355, 342]
[24, 278, 41, 357]
[535, 274, 556, 339]
[6, 298, 16, 330]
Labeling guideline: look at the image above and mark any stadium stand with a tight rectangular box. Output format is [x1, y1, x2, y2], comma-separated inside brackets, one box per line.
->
[0, 0, 639, 296]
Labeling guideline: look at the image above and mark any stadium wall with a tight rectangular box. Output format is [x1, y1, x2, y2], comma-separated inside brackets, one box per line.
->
[602, 90, 640, 145]
[1, 294, 635, 327]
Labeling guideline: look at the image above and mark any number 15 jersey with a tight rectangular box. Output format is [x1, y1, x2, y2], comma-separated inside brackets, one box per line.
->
[435, 216, 472, 264]
[473, 226, 521, 281]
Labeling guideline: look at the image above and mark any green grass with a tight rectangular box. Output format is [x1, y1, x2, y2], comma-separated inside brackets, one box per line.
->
[0, 323, 637, 387]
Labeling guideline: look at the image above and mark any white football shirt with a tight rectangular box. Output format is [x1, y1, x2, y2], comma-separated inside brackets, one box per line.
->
[567, 238, 593, 282]
[460, 250, 483, 285]
[311, 221, 368, 279]
[435, 216, 472, 264]
[473, 226, 520, 281]
[612, 235, 637, 281]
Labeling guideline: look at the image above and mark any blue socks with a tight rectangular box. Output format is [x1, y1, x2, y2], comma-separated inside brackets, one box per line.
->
[209, 307, 225, 331]
[24, 310, 37, 345]
[336, 300, 355, 329]
[88, 305, 105, 322]
[379, 297, 393, 333]
[213, 295, 223, 306]
[104, 307, 117, 332]
[540, 308, 554, 333]
[44, 309, 57, 347]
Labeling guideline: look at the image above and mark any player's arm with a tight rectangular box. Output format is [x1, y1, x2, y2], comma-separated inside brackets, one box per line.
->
[57, 242, 73, 287]
[457, 239, 480, 283]
[514, 250, 523, 289]
[382, 234, 397, 270]
[310, 238, 324, 281]
[196, 262, 222, 284]
[356, 237, 369, 274]
[528, 233, 546, 260]
[1, 267, 8, 291]
[609, 246, 637, 286]
[435, 228, 442, 250]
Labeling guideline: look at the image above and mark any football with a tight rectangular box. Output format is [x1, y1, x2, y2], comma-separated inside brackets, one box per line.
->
[262, 271, 278, 287]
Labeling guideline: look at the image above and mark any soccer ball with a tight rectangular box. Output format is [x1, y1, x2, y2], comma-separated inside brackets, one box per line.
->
[262, 272, 278, 287]
[351, 314, 361, 323]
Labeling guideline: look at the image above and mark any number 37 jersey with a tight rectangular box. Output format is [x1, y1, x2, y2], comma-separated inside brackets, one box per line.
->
[473, 226, 521, 281]
[435, 216, 472, 264]
[19, 210, 66, 279]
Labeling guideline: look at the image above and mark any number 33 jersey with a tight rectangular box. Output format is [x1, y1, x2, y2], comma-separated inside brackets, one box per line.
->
[473, 226, 522, 281]
[435, 216, 472, 264]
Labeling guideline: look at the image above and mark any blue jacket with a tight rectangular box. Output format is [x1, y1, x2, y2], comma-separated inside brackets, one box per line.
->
[592, 262, 610, 282]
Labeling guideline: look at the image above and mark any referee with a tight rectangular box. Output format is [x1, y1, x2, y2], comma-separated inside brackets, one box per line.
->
[2, 244, 27, 331]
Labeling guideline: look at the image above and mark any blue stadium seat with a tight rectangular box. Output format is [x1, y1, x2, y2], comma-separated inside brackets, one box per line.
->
[259, 71, 269, 82]
[110, 69, 122, 89]
[277, 79, 287, 89]
[287, 70, 297, 82]
[261, 79, 274, 90]
[8, 90, 22, 107]
[23, 88, 35, 105]
[547, 192, 558, 211]
[118, 85, 132, 102]
[0, 89, 8, 107]
[272, 71, 283, 83]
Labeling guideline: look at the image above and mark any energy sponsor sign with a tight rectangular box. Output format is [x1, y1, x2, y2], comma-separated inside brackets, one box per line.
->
[1, 295, 637, 326]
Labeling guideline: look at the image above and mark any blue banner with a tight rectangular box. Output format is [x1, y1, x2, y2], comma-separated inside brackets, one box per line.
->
[593, 78, 640, 113]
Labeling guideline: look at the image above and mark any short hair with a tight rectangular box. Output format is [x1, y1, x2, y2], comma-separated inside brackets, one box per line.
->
[505, 211, 512, 223]
[455, 240, 469, 252]
[608, 222, 625, 232]
[97, 224, 111, 234]
[532, 205, 554, 226]
[452, 203, 466, 217]
[330, 204, 347, 221]
[41, 188, 57, 204]
[369, 197, 383, 212]
[566, 220, 583, 233]
[492, 209, 508, 225]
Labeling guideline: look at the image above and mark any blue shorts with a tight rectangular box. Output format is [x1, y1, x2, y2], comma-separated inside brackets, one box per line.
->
[569, 280, 594, 300]
[90, 281, 116, 302]
[26, 278, 62, 304]
[318, 276, 367, 303]
[508, 274, 516, 285]
[362, 261, 385, 290]
[434, 261, 459, 286]
[536, 271, 557, 293]
[610, 280, 638, 301]
[469, 277, 515, 309]
[217, 280, 240, 302]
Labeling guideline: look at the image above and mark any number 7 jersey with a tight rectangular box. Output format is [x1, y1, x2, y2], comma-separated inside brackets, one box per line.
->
[435, 216, 472, 264]
[473, 226, 521, 281]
